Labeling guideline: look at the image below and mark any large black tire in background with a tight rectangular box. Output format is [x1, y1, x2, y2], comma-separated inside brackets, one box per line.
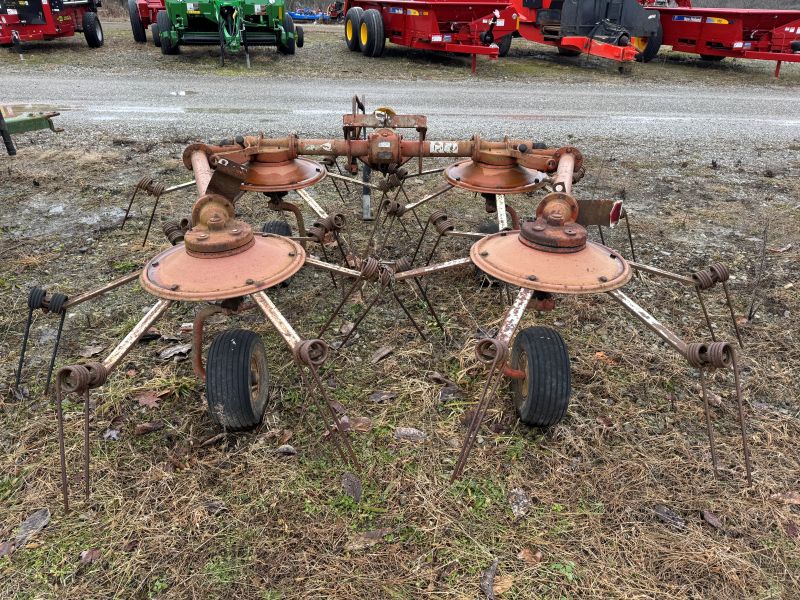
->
[206, 329, 270, 430]
[157, 10, 180, 55]
[151, 23, 161, 47]
[497, 34, 512, 57]
[475, 222, 500, 287]
[511, 326, 571, 427]
[128, 0, 147, 43]
[633, 12, 662, 63]
[262, 221, 293, 287]
[344, 7, 364, 51]
[82, 12, 104, 48]
[296, 25, 304, 48]
[359, 9, 384, 57]
[278, 13, 296, 55]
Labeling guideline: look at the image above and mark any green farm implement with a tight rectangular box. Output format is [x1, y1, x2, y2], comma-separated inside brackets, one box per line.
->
[0, 110, 61, 156]
[156, 0, 304, 66]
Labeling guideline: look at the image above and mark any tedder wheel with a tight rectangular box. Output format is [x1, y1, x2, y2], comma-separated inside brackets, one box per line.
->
[632, 14, 662, 63]
[127, 0, 146, 43]
[206, 329, 270, 430]
[262, 221, 293, 287]
[151, 23, 161, 47]
[511, 326, 571, 427]
[699, 54, 725, 62]
[359, 9, 384, 57]
[278, 13, 296, 55]
[157, 10, 180, 54]
[497, 34, 512, 57]
[82, 12, 104, 48]
[296, 25, 304, 48]
[344, 6, 363, 51]
[557, 46, 581, 57]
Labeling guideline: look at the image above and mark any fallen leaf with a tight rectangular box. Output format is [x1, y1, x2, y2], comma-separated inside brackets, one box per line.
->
[14, 508, 50, 547]
[339, 322, 355, 336]
[0, 541, 14, 557]
[439, 385, 465, 401]
[134, 421, 164, 436]
[370, 345, 394, 363]
[350, 416, 373, 433]
[277, 429, 293, 445]
[654, 504, 685, 530]
[135, 392, 160, 409]
[125, 368, 137, 377]
[79, 548, 101, 564]
[329, 399, 346, 414]
[480, 558, 499, 600]
[78, 344, 104, 358]
[427, 371, 457, 387]
[508, 488, 531, 519]
[394, 427, 427, 442]
[199, 433, 226, 448]
[771, 491, 800, 505]
[517, 548, 543, 565]
[493, 574, 514, 595]
[767, 243, 792, 253]
[596, 416, 614, 428]
[344, 528, 390, 551]
[593, 351, 617, 365]
[121, 539, 139, 552]
[158, 343, 192, 361]
[179, 322, 194, 333]
[342, 472, 362, 503]
[368, 390, 397, 403]
[701, 510, 723, 529]
[204, 499, 228, 515]
[103, 428, 120, 441]
[276, 444, 297, 456]
[139, 328, 161, 342]
[785, 522, 798, 539]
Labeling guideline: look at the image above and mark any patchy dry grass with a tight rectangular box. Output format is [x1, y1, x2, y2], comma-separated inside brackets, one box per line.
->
[0, 122, 798, 600]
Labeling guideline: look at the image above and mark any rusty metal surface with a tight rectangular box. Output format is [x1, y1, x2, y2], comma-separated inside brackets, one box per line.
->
[444, 159, 547, 194]
[575, 198, 623, 228]
[470, 233, 631, 294]
[606, 289, 688, 356]
[629, 262, 697, 286]
[241, 157, 327, 192]
[252, 290, 302, 350]
[496, 288, 534, 345]
[305, 256, 361, 279]
[295, 188, 328, 219]
[394, 257, 473, 281]
[59, 271, 140, 309]
[140, 236, 305, 301]
[103, 299, 173, 371]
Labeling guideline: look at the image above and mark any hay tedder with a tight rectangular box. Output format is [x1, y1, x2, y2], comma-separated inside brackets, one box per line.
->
[342, 0, 662, 71]
[0, 0, 103, 48]
[154, 0, 304, 65]
[17, 98, 755, 511]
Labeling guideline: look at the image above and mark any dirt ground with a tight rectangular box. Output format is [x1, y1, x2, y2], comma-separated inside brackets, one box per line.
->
[1, 19, 799, 600]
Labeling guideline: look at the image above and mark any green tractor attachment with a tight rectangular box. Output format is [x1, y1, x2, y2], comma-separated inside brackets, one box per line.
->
[157, 0, 303, 66]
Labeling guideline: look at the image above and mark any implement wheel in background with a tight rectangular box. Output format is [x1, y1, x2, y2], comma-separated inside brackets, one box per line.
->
[344, 6, 363, 51]
[359, 9, 384, 57]
[128, 0, 146, 43]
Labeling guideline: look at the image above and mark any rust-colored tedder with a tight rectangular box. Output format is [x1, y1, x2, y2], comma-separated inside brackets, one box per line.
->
[17, 97, 754, 510]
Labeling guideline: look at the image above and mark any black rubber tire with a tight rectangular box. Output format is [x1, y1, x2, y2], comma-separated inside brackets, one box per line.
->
[206, 329, 270, 430]
[497, 34, 512, 57]
[475, 222, 500, 287]
[82, 12, 104, 48]
[699, 54, 725, 62]
[296, 25, 304, 48]
[359, 9, 384, 57]
[557, 46, 581, 57]
[278, 13, 296, 55]
[344, 7, 363, 51]
[128, 0, 147, 43]
[157, 10, 180, 55]
[634, 13, 662, 63]
[511, 326, 571, 427]
[151, 23, 161, 47]
[262, 221, 293, 287]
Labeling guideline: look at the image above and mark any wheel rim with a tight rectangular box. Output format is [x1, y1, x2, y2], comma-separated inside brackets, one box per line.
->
[515, 349, 529, 411]
[360, 22, 368, 46]
[631, 36, 648, 52]
[346, 20, 352, 41]
[249, 351, 264, 410]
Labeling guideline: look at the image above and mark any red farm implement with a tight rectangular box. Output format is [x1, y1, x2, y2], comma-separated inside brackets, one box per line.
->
[640, 0, 800, 76]
[128, 0, 164, 44]
[342, 0, 660, 71]
[0, 0, 103, 48]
